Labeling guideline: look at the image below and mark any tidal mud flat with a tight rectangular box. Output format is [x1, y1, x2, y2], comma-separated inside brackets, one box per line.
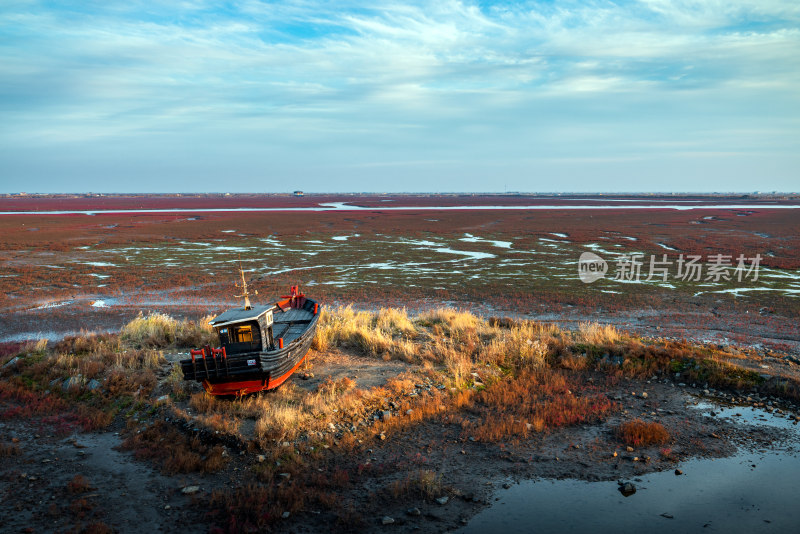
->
[1, 194, 799, 531]
[2, 306, 800, 532]
[2, 194, 799, 353]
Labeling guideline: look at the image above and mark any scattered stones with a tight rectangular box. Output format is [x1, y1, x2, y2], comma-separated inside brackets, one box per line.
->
[436, 496, 449, 505]
[641, 392, 648, 398]
[181, 485, 200, 495]
[381, 516, 395, 525]
[618, 482, 636, 497]
[62, 375, 84, 391]
[407, 507, 421, 516]
[256, 455, 266, 463]
[278, 473, 291, 480]
[281, 511, 291, 519]
[502, 483, 512, 489]
[378, 433, 386, 441]
[381, 410, 392, 420]
[660, 513, 674, 519]
[3, 356, 20, 368]
[675, 469, 683, 475]
[626, 446, 634, 453]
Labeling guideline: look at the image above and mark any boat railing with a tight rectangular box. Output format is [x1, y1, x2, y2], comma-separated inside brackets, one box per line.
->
[189, 345, 229, 378]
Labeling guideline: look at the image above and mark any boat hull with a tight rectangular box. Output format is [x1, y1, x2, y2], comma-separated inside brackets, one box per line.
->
[180, 297, 319, 396]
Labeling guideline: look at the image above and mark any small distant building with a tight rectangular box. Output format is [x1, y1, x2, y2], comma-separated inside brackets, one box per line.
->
[293, 190, 304, 197]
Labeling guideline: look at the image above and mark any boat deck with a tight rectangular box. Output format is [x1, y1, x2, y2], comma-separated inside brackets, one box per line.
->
[271, 305, 315, 345]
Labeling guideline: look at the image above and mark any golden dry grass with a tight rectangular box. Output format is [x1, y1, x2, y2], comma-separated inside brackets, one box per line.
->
[577, 322, 621, 345]
[121, 312, 215, 349]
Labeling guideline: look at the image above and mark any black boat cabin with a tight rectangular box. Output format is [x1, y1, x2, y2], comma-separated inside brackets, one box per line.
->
[211, 305, 277, 354]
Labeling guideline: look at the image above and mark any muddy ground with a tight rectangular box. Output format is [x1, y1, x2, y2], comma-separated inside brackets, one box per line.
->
[2, 347, 799, 533]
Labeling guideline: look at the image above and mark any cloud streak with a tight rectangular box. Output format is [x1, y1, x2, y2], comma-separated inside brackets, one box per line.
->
[0, 1, 798, 192]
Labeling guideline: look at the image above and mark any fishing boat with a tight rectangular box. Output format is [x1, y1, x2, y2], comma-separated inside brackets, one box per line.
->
[180, 269, 320, 396]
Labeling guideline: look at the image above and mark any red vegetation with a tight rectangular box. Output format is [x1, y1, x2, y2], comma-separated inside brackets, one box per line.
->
[617, 419, 671, 447]
[0, 380, 112, 432]
[459, 369, 618, 441]
[67, 474, 92, 494]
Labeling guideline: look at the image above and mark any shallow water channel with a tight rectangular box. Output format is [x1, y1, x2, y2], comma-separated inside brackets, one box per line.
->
[461, 399, 800, 533]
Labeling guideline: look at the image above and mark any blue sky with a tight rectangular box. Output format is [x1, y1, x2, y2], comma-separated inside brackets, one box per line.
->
[0, 1, 798, 193]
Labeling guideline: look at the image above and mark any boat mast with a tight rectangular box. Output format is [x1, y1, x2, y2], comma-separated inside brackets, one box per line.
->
[235, 259, 257, 310]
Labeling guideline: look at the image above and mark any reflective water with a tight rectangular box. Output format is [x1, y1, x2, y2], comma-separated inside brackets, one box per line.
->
[461, 402, 800, 533]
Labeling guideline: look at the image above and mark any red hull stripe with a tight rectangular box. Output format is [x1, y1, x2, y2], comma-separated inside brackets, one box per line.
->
[202, 351, 309, 396]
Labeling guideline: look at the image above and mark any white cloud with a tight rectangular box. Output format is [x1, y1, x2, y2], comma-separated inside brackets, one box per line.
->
[0, 1, 798, 191]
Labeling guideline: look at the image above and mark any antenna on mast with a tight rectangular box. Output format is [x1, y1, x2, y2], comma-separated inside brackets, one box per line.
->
[234, 256, 257, 310]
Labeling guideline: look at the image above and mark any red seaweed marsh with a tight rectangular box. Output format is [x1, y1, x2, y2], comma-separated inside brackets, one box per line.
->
[2, 194, 800, 532]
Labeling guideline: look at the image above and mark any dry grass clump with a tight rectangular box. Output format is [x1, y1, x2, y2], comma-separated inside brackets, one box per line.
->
[311, 306, 375, 353]
[617, 419, 671, 447]
[376, 307, 416, 336]
[120, 420, 228, 474]
[390, 469, 443, 500]
[482, 324, 549, 370]
[0, 379, 112, 431]
[53, 333, 120, 355]
[28, 338, 49, 353]
[165, 363, 186, 396]
[105, 369, 157, 397]
[67, 474, 92, 494]
[0, 441, 21, 457]
[189, 391, 216, 413]
[459, 369, 617, 441]
[312, 306, 419, 360]
[442, 348, 472, 388]
[206, 479, 342, 534]
[196, 412, 241, 435]
[252, 378, 362, 443]
[313, 306, 568, 371]
[416, 308, 479, 332]
[114, 349, 165, 370]
[577, 322, 621, 345]
[121, 312, 214, 349]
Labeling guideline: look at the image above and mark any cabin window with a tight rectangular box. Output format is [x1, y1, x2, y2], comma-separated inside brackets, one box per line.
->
[232, 324, 253, 343]
[217, 327, 229, 344]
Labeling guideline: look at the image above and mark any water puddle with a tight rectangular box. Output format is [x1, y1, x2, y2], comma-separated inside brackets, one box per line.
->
[34, 300, 73, 310]
[462, 402, 800, 533]
[460, 233, 513, 249]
